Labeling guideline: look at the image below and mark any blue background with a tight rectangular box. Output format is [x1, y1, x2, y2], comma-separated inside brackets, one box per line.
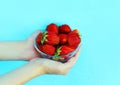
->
[0, 0, 120, 85]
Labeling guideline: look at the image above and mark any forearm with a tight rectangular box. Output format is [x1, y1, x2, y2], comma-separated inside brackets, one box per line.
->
[0, 61, 45, 85]
[0, 41, 27, 60]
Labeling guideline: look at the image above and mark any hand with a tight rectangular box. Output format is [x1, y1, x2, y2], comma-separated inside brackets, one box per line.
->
[0, 46, 81, 85]
[30, 45, 81, 75]
[0, 30, 41, 60]
[22, 30, 41, 60]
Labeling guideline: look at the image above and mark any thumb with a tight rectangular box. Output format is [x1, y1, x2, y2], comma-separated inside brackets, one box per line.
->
[28, 30, 42, 41]
[31, 30, 42, 38]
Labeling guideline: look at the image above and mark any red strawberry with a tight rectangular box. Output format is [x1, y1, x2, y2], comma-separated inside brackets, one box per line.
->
[73, 29, 79, 34]
[60, 45, 74, 55]
[41, 32, 59, 45]
[36, 33, 43, 44]
[59, 34, 68, 44]
[65, 44, 77, 50]
[69, 45, 77, 50]
[46, 23, 58, 34]
[59, 24, 71, 33]
[68, 30, 79, 35]
[55, 45, 74, 56]
[68, 31, 81, 46]
[41, 44, 55, 55]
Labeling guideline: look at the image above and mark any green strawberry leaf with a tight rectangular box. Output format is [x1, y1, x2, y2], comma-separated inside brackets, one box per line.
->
[41, 32, 48, 45]
[52, 56, 64, 61]
[54, 47, 61, 56]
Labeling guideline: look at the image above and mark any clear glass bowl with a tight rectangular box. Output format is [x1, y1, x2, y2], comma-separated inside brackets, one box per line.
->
[34, 33, 81, 63]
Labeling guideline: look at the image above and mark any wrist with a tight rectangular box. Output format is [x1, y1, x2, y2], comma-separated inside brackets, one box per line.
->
[19, 39, 39, 60]
[17, 40, 29, 60]
[0, 41, 28, 60]
[29, 59, 45, 75]
[0, 59, 45, 85]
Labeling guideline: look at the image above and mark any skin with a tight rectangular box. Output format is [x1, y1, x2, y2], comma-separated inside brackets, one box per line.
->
[0, 30, 82, 85]
[0, 48, 81, 85]
[0, 31, 41, 60]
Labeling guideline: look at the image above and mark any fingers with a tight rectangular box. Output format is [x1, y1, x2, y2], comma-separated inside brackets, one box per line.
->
[64, 45, 82, 68]
[31, 30, 42, 38]
[27, 30, 42, 43]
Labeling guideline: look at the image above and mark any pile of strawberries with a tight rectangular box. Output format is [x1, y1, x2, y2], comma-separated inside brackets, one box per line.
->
[35, 23, 81, 62]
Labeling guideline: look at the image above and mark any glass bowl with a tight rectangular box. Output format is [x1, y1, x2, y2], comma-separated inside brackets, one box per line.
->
[34, 33, 81, 63]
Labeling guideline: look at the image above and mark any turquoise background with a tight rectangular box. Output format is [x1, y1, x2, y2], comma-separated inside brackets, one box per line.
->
[0, 0, 120, 85]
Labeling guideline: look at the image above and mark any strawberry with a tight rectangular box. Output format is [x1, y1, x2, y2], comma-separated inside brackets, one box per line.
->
[60, 45, 74, 55]
[55, 45, 74, 56]
[59, 24, 71, 33]
[41, 44, 55, 55]
[65, 44, 77, 50]
[69, 45, 77, 50]
[73, 29, 79, 34]
[68, 31, 81, 46]
[46, 23, 58, 34]
[36, 33, 43, 44]
[59, 34, 68, 44]
[41, 32, 59, 45]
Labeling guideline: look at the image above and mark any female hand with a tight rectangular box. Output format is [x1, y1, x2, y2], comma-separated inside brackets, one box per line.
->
[0, 46, 81, 85]
[30, 45, 81, 75]
[0, 30, 41, 60]
[21, 30, 41, 60]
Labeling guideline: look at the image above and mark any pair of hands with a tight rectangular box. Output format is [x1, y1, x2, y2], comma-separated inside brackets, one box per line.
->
[0, 30, 81, 85]
[20, 30, 81, 75]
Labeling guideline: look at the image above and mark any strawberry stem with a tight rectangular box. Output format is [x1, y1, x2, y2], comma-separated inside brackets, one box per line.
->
[54, 47, 61, 56]
[41, 32, 48, 45]
[52, 56, 64, 61]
